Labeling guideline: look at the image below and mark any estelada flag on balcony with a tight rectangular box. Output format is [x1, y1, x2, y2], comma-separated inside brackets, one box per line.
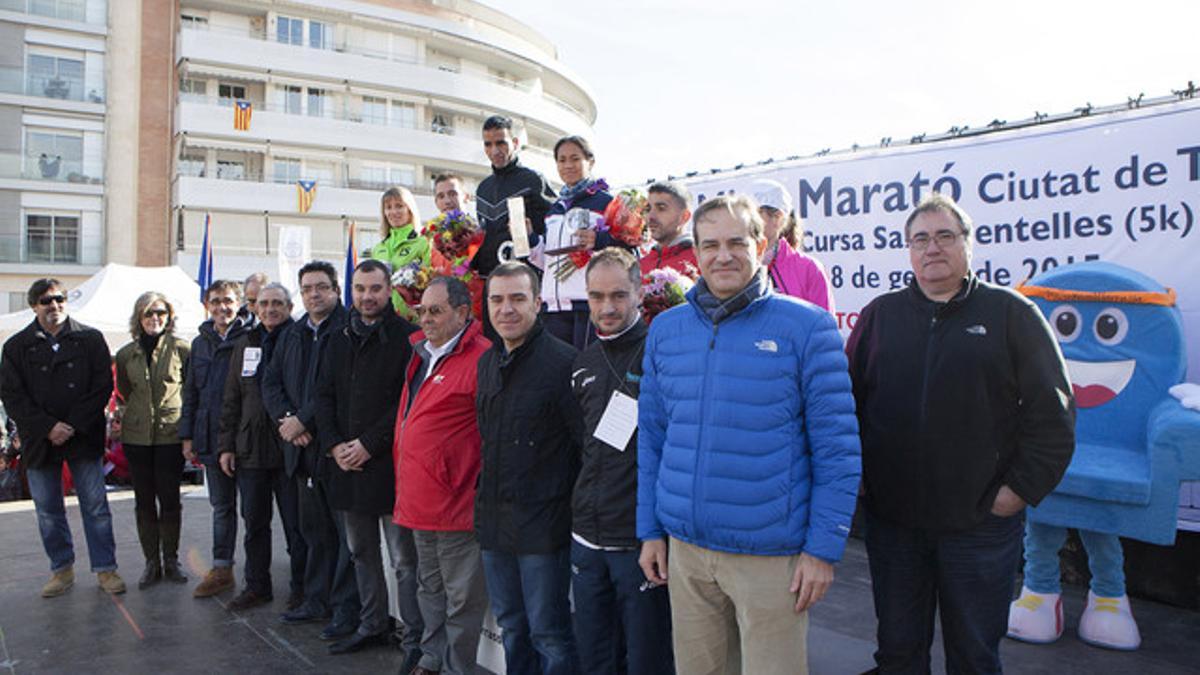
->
[343, 221, 358, 307]
[233, 101, 252, 131]
[198, 212, 214, 301]
[296, 180, 317, 214]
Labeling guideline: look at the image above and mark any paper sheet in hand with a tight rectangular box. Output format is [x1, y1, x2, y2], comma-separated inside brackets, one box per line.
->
[506, 196, 530, 258]
[241, 347, 262, 376]
[593, 390, 638, 451]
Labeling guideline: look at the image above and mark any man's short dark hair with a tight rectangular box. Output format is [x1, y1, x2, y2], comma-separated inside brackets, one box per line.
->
[692, 194, 764, 241]
[648, 181, 692, 211]
[905, 192, 974, 239]
[486, 261, 539, 298]
[586, 248, 641, 289]
[428, 276, 472, 309]
[354, 258, 391, 283]
[432, 172, 465, 187]
[483, 115, 513, 132]
[26, 278, 64, 307]
[298, 260, 339, 291]
[205, 279, 243, 302]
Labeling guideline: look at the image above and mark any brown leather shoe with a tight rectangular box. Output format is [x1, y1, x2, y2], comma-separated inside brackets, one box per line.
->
[41, 567, 74, 598]
[228, 588, 272, 611]
[409, 667, 440, 675]
[193, 567, 235, 598]
[97, 571, 127, 595]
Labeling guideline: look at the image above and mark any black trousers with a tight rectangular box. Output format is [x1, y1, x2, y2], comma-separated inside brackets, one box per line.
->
[237, 466, 306, 597]
[124, 443, 184, 561]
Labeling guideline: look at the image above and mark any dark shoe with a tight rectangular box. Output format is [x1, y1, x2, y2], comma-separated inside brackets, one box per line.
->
[285, 589, 305, 611]
[408, 668, 439, 675]
[138, 559, 162, 589]
[228, 588, 273, 611]
[319, 620, 358, 642]
[398, 647, 424, 674]
[280, 604, 329, 625]
[162, 557, 188, 584]
[328, 631, 386, 655]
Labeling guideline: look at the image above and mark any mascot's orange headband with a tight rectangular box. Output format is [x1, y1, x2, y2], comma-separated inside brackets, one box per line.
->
[1017, 283, 1177, 307]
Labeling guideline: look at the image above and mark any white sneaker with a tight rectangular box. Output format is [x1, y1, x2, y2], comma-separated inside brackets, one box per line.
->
[1007, 586, 1063, 644]
[1078, 591, 1141, 651]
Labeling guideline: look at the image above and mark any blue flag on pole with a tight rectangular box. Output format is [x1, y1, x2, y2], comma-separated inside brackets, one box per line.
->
[198, 213, 214, 301]
[344, 221, 358, 307]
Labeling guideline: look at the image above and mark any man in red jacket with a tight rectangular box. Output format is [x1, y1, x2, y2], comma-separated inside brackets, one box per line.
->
[393, 276, 491, 675]
[639, 181, 698, 276]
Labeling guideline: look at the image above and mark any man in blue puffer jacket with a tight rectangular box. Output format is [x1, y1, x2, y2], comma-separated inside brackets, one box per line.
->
[637, 194, 861, 675]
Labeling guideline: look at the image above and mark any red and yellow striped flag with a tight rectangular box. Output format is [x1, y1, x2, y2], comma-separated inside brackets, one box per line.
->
[297, 179, 317, 214]
[233, 101, 252, 131]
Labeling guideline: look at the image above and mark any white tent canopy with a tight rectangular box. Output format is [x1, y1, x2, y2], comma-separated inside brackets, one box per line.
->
[0, 264, 206, 352]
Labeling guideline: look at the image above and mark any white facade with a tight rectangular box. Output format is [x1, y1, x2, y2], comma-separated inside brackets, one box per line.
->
[172, 0, 596, 280]
[0, 0, 109, 310]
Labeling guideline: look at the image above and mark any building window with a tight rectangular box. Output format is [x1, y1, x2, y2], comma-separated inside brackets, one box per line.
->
[390, 165, 416, 187]
[179, 151, 206, 177]
[309, 21, 331, 50]
[306, 88, 326, 117]
[306, 161, 335, 186]
[25, 130, 83, 181]
[25, 214, 80, 263]
[277, 16, 303, 46]
[283, 85, 302, 115]
[28, 0, 86, 22]
[218, 83, 247, 106]
[27, 52, 85, 101]
[216, 158, 246, 180]
[390, 101, 416, 129]
[273, 157, 301, 184]
[361, 96, 386, 124]
[179, 77, 206, 101]
[430, 112, 453, 135]
[180, 13, 209, 28]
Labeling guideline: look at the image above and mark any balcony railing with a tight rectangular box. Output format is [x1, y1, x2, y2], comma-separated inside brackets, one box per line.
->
[175, 167, 433, 196]
[179, 21, 590, 119]
[0, 232, 101, 265]
[0, 151, 104, 184]
[0, 64, 105, 103]
[0, 0, 105, 24]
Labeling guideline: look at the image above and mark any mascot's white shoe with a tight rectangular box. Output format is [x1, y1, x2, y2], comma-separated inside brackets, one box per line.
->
[1007, 586, 1063, 644]
[1078, 591, 1141, 651]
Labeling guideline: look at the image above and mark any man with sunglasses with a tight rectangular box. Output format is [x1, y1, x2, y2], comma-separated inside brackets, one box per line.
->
[1, 279, 124, 597]
[846, 193, 1075, 673]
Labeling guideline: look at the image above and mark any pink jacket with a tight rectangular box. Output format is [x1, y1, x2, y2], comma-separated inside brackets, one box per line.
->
[768, 239, 835, 312]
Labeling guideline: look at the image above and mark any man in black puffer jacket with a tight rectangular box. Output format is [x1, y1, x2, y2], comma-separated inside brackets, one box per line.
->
[218, 283, 304, 612]
[475, 261, 585, 674]
[569, 250, 673, 674]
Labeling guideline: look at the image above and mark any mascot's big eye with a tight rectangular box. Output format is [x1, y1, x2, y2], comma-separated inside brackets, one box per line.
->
[1094, 307, 1129, 346]
[1048, 304, 1081, 343]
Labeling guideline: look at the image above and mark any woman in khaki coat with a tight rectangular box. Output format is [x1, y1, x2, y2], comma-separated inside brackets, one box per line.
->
[115, 291, 190, 588]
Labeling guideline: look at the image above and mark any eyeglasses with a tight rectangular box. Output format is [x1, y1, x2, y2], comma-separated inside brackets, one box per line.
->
[37, 294, 66, 306]
[414, 305, 447, 318]
[908, 229, 966, 251]
[142, 309, 169, 318]
[300, 283, 333, 294]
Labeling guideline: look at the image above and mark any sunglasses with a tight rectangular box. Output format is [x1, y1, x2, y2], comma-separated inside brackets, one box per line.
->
[37, 295, 67, 306]
[143, 309, 170, 318]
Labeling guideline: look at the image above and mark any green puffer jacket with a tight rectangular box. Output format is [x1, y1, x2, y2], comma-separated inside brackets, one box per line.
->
[370, 223, 431, 319]
[115, 334, 190, 446]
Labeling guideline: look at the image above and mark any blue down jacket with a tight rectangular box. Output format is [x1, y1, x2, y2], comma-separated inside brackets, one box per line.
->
[636, 286, 861, 562]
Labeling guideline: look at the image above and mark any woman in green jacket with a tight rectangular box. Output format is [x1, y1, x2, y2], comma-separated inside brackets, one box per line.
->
[370, 185, 431, 319]
[115, 292, 191, 588]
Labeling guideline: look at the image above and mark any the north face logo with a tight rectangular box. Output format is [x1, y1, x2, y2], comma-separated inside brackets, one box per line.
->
[965, 325, 988, 336]
[755, 339, 778, 353]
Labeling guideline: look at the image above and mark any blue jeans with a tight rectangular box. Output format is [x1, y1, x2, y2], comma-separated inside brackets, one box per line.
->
[1022, 521, 1126, 597]
[481, 548, 578, 675]
[570, 541, 674, 675]
[865, 509, 1023, 675]
[27, 456, 117, 573]
[205, 462, 238, 567]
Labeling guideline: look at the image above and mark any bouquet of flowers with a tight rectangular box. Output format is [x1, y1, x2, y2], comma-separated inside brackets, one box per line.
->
[391, 261, 435, 310]
[549, 188, 649, 283]
[641, 263, 698, 324]
[425, 209, 482, 262]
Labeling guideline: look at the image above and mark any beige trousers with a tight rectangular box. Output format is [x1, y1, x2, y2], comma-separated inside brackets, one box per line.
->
[668, 537, 809, 675]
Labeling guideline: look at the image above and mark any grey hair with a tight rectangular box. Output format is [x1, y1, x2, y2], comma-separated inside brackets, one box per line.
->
[259, 282, 292, 304]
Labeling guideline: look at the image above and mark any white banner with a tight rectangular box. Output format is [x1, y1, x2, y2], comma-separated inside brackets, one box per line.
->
[276, 225, 311, 308]
[680, 99, 1200, 380]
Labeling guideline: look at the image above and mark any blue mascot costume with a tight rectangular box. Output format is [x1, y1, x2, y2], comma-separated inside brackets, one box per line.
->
[1007, 262, 1200, 650]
